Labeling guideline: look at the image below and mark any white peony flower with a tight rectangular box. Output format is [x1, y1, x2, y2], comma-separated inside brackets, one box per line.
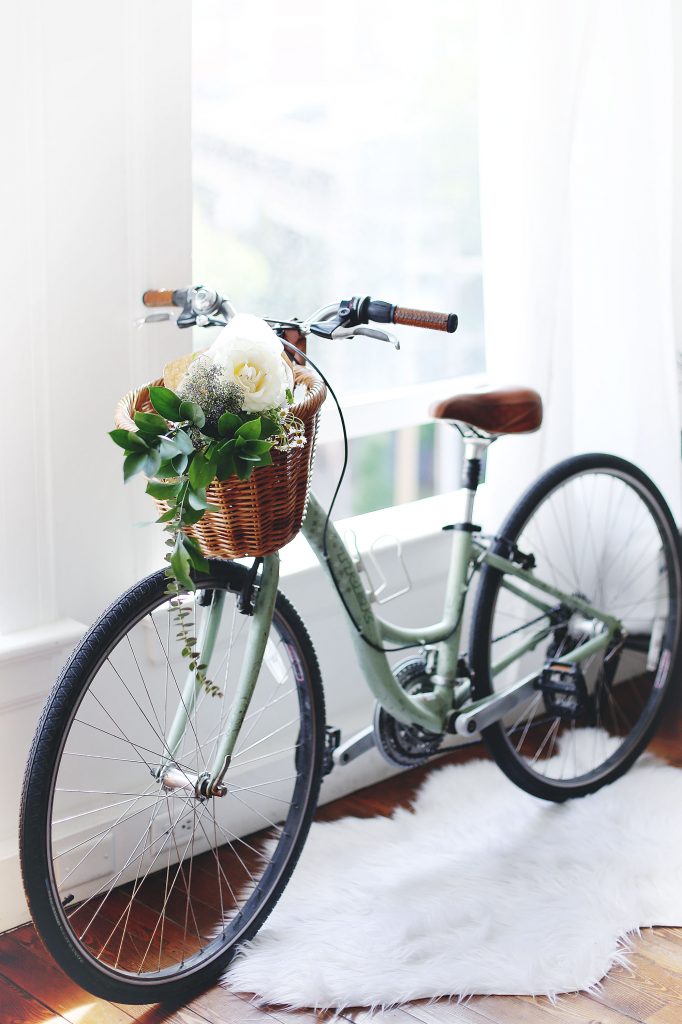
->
[207, 313, 293, 414]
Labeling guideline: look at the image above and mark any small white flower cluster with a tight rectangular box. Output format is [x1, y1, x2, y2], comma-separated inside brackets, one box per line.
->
[274, 409, 307, 452]
[206, 314, 294, 414]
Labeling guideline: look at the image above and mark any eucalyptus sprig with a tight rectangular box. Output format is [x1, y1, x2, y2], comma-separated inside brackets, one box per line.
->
[111, 385, 284, 696]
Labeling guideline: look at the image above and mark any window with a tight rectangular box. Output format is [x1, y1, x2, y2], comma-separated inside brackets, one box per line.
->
[193, 0, 483, 513]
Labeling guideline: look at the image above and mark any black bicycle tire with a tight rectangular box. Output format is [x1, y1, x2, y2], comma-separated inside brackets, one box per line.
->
[469, 453, 682, 802]
[20, 559, 326, 1004]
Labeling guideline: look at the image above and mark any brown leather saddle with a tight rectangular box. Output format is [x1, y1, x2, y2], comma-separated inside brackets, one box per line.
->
[430, 385, 543, 436]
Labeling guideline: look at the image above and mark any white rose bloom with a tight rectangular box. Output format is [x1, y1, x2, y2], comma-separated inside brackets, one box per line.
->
[207, 313, 292, 413]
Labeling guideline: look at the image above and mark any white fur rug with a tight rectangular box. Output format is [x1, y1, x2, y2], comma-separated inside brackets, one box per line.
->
[226, 730, 682, 1008]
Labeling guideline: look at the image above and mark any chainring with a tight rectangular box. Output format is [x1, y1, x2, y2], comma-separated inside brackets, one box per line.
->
[373, 657, 444, 767]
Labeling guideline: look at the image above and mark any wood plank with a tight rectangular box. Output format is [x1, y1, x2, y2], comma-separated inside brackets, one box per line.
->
[453, 995, 569, 1024]
[341, 1008, 439, 1024]
[517, 991, 637, 1023]
[189, 985, 308, 1024]
[0, 969, 71, 1024]
[649, 928, 682, 953]
[0, 922, 253, 1024]
[633, 932, 682, 976]
[612, 950, 682, 1008]
[590, 971, 669, 1022]
[402, 996, 505, 1022]
[0, 926, 139, 1024]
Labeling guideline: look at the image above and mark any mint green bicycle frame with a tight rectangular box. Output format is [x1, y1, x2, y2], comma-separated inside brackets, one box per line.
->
[161, 443, 622, 796]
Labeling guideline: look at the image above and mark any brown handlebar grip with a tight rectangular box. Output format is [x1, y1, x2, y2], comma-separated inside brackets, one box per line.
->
[142, 289, 177, 307]
[393, 307, 457, 332]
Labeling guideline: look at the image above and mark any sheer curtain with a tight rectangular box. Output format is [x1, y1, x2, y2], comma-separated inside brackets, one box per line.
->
[478, 0, 681, 523]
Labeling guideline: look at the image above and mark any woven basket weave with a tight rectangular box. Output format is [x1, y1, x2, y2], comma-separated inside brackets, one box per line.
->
[114, 366, 326, 559]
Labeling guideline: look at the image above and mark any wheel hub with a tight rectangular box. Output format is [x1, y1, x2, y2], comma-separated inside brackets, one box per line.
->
[158, 766, 227, 798]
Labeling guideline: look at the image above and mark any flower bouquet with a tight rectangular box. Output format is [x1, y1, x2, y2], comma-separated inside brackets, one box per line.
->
[112, 312, 325, 590]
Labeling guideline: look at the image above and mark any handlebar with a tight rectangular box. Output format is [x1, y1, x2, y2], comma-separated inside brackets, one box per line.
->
[139, 286, 459, 342]
[364, 299, 458, 334]
[142, 288, 185, 308]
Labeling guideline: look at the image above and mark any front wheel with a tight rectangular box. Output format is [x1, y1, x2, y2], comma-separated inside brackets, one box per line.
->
[470, 453, 682, 802]
[20, 560, 325, 1004]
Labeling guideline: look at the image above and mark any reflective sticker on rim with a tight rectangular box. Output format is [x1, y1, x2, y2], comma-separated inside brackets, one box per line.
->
[264, 637, 289, 684]
[654, 647, 671, 689]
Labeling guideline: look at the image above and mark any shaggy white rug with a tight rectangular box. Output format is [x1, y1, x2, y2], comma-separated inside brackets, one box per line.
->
[226, 730, 682, 1008]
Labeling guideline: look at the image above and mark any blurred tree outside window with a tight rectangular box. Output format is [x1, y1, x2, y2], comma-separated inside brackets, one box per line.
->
[193, 0, 483, 516]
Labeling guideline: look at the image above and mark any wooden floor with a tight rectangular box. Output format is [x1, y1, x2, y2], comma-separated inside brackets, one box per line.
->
[2, 717, 682, 1024]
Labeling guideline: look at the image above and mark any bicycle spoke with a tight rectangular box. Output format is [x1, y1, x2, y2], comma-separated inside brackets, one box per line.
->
[485, 464, 678, 788]
[37, 572, 315, 989]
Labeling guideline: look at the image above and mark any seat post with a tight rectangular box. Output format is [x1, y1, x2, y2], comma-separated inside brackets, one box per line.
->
[458, 438, 490, 526]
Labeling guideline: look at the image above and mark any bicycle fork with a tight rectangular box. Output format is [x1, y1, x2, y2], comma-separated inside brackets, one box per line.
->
[156, 554, 281, 799]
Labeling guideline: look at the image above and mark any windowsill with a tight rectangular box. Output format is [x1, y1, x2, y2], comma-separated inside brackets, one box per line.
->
[280, 491, 455, 577]
[0, 618, 86, 665]
[279, 485, 494, 577]
[317, 372, 487, 442]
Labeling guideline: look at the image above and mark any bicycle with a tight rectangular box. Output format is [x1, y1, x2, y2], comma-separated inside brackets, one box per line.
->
[20, 285, 682, 1004]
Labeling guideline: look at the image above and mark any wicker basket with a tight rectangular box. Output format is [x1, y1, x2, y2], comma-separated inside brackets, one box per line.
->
[115, 366, 327, 559]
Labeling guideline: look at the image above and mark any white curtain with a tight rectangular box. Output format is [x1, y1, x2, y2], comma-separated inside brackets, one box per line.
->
[478, 0, 681, 523]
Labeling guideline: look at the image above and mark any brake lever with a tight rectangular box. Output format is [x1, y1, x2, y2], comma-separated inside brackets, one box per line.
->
[134, 312, 178, 328]
[353, 326, 400, 349]
[321, 324, 400, 349]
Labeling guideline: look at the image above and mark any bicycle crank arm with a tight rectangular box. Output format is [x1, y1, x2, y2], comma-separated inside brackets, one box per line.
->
[334, 720, 483, 767]
[333, 725, 377, 766]
[452, 672, 539, 737]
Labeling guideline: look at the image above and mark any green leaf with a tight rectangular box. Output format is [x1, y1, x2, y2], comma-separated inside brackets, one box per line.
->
[156, 508, 176, 523]
[236, 417, 261, 440]
[235, 460, 255, 481]
[217, 411, 243, 437]
[179, 401, 206, 429]
[156, 459, 178, 479]
[173, 429, 195, 455]
[159, 437, 181, 460]
[260, 417, 280, 440]
[134, 411, 168, 435]
[146, 480, 183, 500]
[149, 386, 182, 421]
[187, 487, 217, 511]
[285, 388, 294, 405]
[144, 450, 161, 477]
[123, 451, 147, 481]
[110, 428, 148, 452]
[170, 538, 194, 591]
[216, 451, 236, 481]
[240, 439, 274, 455]
[172, 453, 188, 474]
[182, 505, 205, 525]
[188, 453, 216, 491]
[183, 535, 209, 573]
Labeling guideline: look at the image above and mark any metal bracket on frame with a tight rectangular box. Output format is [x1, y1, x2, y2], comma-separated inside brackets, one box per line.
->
[237, 556, 263, 615]
[344, 529, 412, 605]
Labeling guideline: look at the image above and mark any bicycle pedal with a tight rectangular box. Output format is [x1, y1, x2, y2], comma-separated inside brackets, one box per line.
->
[323, 726, 341, 775]
[539, 661, 588, 720]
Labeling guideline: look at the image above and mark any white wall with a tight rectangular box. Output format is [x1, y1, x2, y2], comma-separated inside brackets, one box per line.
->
[0, 0, 192, 927]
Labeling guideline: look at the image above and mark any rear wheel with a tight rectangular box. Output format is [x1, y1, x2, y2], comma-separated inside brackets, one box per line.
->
[470, 454, 682, 801]
[20, 560, 325, 1003]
